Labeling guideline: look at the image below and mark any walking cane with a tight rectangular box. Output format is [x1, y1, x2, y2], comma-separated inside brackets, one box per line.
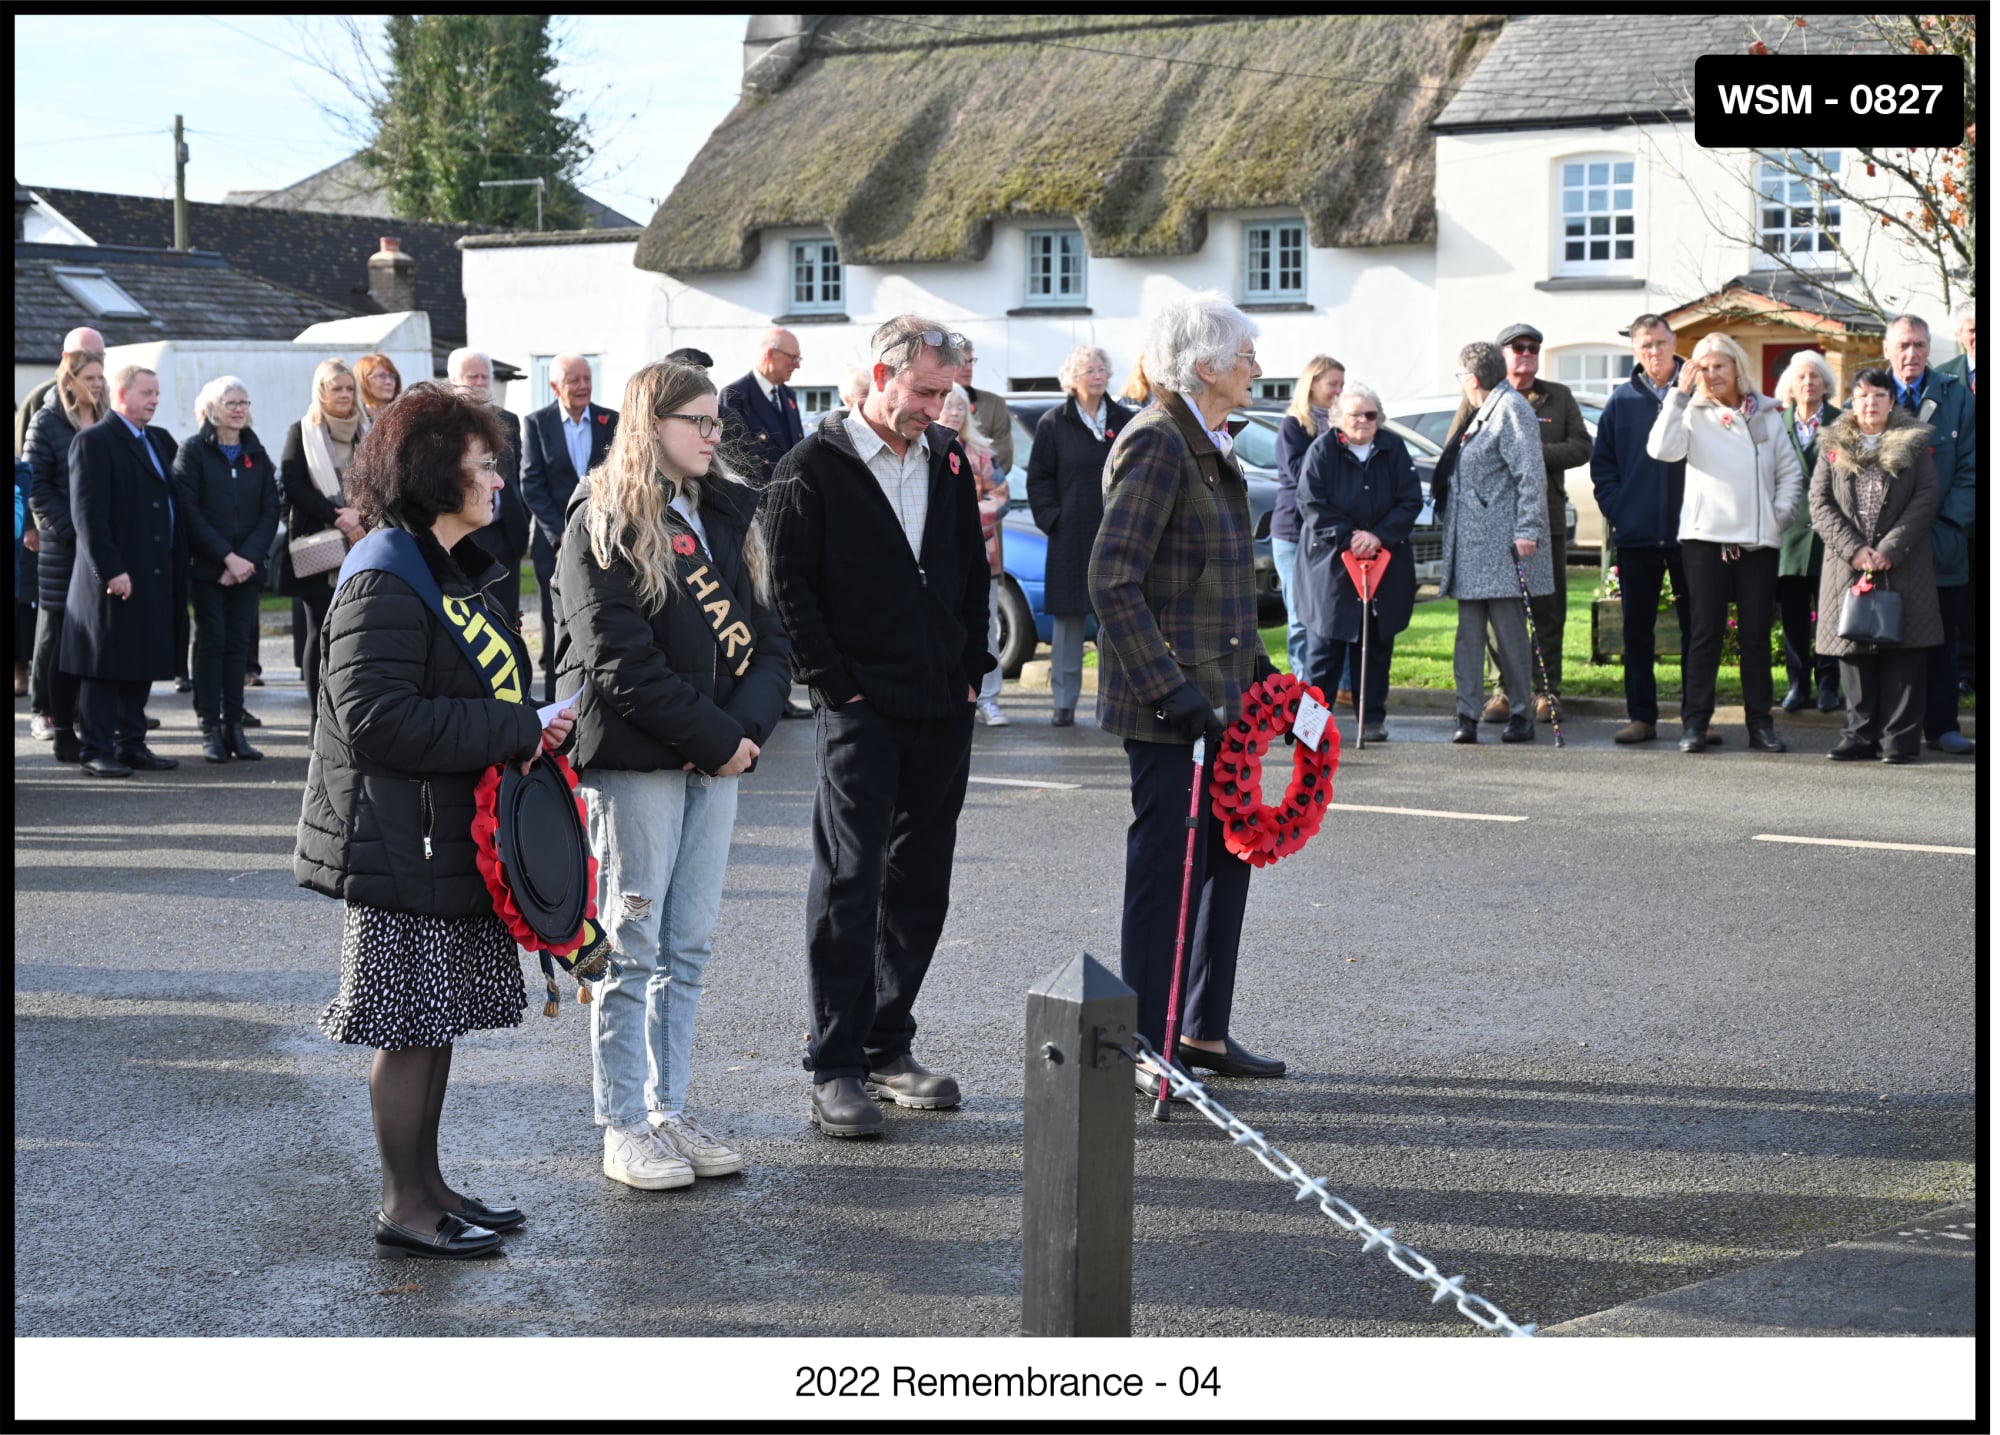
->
[1514, 556, 1565, 748]
[1340, 549, 1392, 750]
[1154, 733, 1208, 1122]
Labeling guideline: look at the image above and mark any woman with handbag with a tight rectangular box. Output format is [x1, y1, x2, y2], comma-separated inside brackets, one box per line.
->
[1646, 333, 1804, 754]
[279, 359, 367, 724]
[298, 382, 574, 1258]
[1809, 368, 1941, 764]
[554, 361, 791, 1190]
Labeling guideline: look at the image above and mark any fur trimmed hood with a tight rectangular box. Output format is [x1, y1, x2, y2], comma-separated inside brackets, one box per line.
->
[1822, 407, 1930, 483]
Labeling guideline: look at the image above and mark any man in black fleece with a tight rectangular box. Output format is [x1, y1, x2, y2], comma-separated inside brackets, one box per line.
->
[763, 316, 993, 1137]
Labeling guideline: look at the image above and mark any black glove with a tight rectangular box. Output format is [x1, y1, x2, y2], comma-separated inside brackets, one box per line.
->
[1156, 681, 1222, 746]
[1253, 651, 1280, 684]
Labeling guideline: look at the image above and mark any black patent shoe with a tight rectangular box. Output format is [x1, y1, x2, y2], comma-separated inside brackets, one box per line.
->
[1451, 716, 1479, 744]
[1827, 738, 1880, 762]
[810, 1077, 886, 1137]
[1746, 724, 1787, 753]
[374, 1210, 502, 1260]
[1500, 714, 1535, 743]
[1678, 726, 1708, 753]
[1134, 1068, 1189, 1103]
[448, 1195, 525, 1233]
[118, 746, 179, 771]
[202, 729, 233, 764]
[1178, 1035, 1286, 1078]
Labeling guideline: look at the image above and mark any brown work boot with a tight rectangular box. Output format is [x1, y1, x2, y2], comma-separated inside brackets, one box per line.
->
[1613, 720, 1657, 744]
[1481, 693, 1510, 723]
[1534, 695, 1555, 723]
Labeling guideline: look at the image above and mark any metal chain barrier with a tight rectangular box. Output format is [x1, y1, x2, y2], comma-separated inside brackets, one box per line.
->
[1125, 1033, 1537, 1337]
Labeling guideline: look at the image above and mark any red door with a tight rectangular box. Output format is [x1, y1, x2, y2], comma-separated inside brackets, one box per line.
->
[1763, 343, 1822, 398]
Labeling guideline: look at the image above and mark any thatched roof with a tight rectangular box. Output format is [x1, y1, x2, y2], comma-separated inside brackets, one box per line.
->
[636, 14, 1503, 275]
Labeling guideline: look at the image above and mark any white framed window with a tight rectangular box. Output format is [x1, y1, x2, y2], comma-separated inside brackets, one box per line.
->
[1253, 378, 1294, 401]
[529, 353, 602, 401]
[1024, 229, 1086, 306]
[1756, 150, 1842, 264]
[51, 266, 148, 319]
[789, 238, 843, 312]
[1551, 345, 1627, 402]
[795, 386, 838, 414]
[1556, 156, 1637, 273]
[1243, 221, 1306, 300]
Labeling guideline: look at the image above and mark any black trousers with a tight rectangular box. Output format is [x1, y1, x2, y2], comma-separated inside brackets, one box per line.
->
[1304, 620, 1393, 725]
[190, 579, 259, 726]
[1841, 647, 1927, 759]
[1923, 585, 1967, 739]
[173, 574, 191, 684]
[1775, 574, 1841, 698]
[297, 584, 334, 720]
[804, 702, 974, 1081]
[531, 543, 559, 704]
[76, 677, 152, 761]
[1616, 545, 1688, 725]
[1121, 737, 1251, 1053]
[1681, 540, 1779, 729]
[31, 604, 79, 726]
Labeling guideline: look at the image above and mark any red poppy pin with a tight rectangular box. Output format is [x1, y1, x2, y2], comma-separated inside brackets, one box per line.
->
[1827, 449, 1841, 463]
[1106, 429, 1117, 442]
[949, 452, 961, 475]
[672, 534, 697, 556]
[596, 413, 609, 426]
[243, 456, 253, 468]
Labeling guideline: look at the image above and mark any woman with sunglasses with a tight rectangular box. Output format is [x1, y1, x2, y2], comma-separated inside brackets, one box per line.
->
[553, 360, 792, 1189]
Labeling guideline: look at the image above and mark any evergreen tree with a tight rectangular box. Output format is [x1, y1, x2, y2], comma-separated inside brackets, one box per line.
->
[362, 15, 592, 229]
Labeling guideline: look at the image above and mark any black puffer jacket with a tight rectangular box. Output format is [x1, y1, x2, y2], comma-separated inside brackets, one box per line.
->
[554, 475, 792, 774]
[294, 526, 543, 919]
[171, 421, 279, 584]
[22, 388, 79, 608]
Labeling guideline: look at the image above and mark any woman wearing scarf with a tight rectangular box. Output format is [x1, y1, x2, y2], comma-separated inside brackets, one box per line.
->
[1272, 354, 1346, 683]
[280, 358, 367, 723]
[553, 361, 791, 1189]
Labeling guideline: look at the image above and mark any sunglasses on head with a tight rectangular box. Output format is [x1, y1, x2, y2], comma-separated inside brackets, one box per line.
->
[885, 328, 969, 364]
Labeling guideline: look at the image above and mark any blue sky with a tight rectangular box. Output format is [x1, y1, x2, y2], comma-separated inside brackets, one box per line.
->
[12, 14, 750, 224]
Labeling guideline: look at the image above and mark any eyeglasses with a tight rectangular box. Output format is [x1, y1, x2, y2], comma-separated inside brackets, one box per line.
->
[771, 348, 802, 362]
[469, 456, 500, 472]
[1454, 370, 1474, 381]
[1347, 410, 1381, 422]
[220, 397, 251, 408]
[1508, 342, 1541, 355]
[883, 329, 970, 365]
[665, 413, 721, 440]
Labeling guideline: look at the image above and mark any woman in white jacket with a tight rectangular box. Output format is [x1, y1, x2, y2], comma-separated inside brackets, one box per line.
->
[1646, 333, 1803, 754]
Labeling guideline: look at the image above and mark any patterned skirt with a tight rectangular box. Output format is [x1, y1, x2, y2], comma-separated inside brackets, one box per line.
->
[318, 903, 526, 1050]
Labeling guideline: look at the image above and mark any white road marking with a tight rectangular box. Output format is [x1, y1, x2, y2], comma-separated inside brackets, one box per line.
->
[1328, 802, 1527, 823]
[967, 775, 1082, 791]
[1754, 834, 1975, 855]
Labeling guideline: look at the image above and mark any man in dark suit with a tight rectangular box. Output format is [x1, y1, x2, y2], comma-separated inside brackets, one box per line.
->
[520, 353, 617, 702]
[60, 365, 183, 777]
[450, 348, 528, 624]
[718, 327, 805, 488]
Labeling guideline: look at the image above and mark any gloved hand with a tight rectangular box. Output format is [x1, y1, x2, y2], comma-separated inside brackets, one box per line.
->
[1253, 651, 1280, 684]
[1156, 681, 1222, 746]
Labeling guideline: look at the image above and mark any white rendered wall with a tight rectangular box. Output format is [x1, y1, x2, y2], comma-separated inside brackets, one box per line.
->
[459, 239, 661, 419]
[1433, 123, 1960, 388]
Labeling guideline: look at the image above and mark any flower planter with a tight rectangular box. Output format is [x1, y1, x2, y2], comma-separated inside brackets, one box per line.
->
[1591, 597, 1685, 663]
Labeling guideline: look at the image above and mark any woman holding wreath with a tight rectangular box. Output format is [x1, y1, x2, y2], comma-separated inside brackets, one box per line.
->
[297, 383, 574, 1259]
[554, 361, 792, 1189]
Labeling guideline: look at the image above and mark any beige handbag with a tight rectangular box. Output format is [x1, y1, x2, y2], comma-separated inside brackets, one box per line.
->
[288, 526, 348, 578]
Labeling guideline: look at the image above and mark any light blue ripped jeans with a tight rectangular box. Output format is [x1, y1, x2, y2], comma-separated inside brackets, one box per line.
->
[582, 766, 739, 1126]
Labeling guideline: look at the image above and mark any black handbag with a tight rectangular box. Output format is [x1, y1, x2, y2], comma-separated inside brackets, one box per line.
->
[1837, 572, 1903, 645]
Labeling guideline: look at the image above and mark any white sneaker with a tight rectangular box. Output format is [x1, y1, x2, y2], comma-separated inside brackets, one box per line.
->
[649, 1112, 745, 1177]
[977, 699, 1009, 727]
[603, 1122, 694, 1190]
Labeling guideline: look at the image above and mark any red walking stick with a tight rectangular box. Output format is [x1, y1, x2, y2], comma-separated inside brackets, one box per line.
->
[1154, 733, 1208, 1121]
[1340, 548, 1392, 750]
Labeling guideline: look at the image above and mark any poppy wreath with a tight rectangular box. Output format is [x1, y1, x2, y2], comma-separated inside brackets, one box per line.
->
[470, 754, 607, 977]
[1208, 672, 1340, 867]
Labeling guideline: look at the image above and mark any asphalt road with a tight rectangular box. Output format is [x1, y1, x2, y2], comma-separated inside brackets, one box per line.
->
[13, 646, 1977, 1339]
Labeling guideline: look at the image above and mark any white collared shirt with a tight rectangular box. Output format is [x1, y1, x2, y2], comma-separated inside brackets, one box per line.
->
[843, 410, 930, 558]
[561, 408, 592, 479]
[1078, 397, 1107, 442]
[754, 370, 779, 405]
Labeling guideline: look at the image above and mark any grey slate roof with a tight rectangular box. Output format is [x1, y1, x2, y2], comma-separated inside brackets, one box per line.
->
[14, 242, 353, 364]
[1433, 13, 1884, 131]
[230, 153, 641, 230]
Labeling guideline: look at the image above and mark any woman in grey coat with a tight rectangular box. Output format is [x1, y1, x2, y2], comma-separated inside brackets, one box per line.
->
[1438, 341, 1553, 743]
[1809, 368, 1940, 764]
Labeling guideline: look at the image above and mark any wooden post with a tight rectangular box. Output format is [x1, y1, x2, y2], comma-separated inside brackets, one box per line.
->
[1022, 952, 1135, 1337]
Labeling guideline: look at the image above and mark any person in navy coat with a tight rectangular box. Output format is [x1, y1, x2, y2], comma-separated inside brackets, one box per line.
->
[718, 327, 805, 488]
[60, 366, 187, 776]
[1291, 384, 1424, 740]
[520, 353, 618, 702]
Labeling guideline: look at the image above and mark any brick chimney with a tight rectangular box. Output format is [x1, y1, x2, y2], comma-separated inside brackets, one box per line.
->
[366, 235, 416, 313]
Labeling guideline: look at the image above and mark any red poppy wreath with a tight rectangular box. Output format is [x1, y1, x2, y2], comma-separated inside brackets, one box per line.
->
[1208, 672, 1340, 866]
[471, 753, 602, 965]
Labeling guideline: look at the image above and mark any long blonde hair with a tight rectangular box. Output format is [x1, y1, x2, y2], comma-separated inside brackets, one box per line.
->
[1285, 354, 1346, 435]
[303, 358, 356, 428]
[586, 361, 769, 614]
[57, 350, 103, 428]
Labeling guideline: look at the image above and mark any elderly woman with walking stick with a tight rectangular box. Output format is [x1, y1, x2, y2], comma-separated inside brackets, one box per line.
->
[1439, 342, 1553, 744]
[1089, 291, 1285, 1103]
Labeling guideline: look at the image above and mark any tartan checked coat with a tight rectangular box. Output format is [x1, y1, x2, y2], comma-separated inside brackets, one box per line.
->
[1088, 391, 1261, 743]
